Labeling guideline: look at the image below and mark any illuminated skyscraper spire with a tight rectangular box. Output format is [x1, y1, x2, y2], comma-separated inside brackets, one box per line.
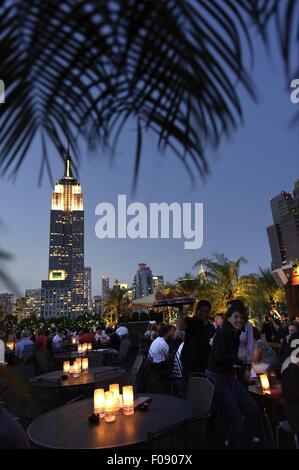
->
[64, 135, 73, 178]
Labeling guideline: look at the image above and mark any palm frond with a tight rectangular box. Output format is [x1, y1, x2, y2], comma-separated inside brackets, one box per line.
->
[0, 0, 271, 185]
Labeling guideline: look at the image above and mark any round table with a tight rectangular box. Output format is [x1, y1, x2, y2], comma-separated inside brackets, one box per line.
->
[27, 394, 190, 449]
[30, 366, 126, 388]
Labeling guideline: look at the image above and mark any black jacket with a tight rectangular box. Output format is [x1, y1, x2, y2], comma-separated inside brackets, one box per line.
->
[207, 322, 242, 375]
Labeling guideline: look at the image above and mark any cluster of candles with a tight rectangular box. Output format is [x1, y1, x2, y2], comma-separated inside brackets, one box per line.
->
[63, 358, 89, 377]
[94, 384, 134, 423]
[77, 343, 92, 354]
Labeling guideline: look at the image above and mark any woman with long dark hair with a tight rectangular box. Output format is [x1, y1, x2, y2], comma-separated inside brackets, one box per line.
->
[206, 302, 260, 448]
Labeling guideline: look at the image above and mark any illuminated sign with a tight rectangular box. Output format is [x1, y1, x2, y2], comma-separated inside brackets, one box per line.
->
[49, 270, 66, 281]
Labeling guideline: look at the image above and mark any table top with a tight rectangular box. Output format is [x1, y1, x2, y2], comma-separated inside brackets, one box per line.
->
[27, 394, 191, 449]
[30, 366, 126, 388]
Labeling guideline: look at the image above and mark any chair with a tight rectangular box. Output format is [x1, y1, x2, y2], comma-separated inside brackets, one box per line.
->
[185, 374, 215, 417]
[276, 420, 299, 449]
[0, 406, 31, 449]
[88, 352, 104, 368]
[126, 354, 144, 386]
[34, 351, 51, 374]
[147, 415, 208, 449]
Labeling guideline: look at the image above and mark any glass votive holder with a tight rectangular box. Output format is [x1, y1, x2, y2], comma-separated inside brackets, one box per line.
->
[104, 391, 116, 423]
[122, 385, 134, 416]
[109, 384, 120, 413]
[82, 357, 89, 374]
[63, 360, 70, 375]
[94, 388, 105, 418]
[73, 359, 81, 377]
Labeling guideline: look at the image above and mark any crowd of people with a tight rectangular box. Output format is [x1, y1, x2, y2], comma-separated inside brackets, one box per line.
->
[1, 302, 299, 449]
[141, 300, 299, 448]
[2, 322, 130, 361]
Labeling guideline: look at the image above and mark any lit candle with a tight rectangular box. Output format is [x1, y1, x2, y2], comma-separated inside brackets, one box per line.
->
[104, 391, 116, 422]
[122, 385, 134, 416]
[73, 358, 81, 377]
[87, 343, 92, 351]
[6, 341, 15, 351]
[72, 337, 77, 345]
[63, 360, 70, 375]
[94, 388, 105, 417]
[109, 384, 120, 412]
[82, 357, 89, 373]
[83, 343, 88, 353]
[77, 344, 82, 354]
[259, 374, 270, 395]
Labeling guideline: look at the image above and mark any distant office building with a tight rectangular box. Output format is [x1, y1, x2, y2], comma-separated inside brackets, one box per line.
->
[102, 276, 110, 300]
[41, 146, 86, 318]
[113, 280, 128, 292]
[153, 275, 164, 291]
[133, 263, 154, 299]
[0, 293, 14, 316]
[267, 181, 299, 270]
[25, 289, 41, 317]
[93, 295, 102, 316]
[84, 267, 92, 311]
[15, 297, 26, 319]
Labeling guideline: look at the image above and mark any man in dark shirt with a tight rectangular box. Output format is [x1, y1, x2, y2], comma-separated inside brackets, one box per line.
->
[177, 299, 215, 383]
[261, 314, 276, 342]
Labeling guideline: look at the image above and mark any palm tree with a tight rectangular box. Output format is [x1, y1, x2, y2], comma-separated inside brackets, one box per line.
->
[104, 288, 131, 327]
[193, 252, 257, 313]
[0, 1, 287, 188]
[251, 267, 286, 320]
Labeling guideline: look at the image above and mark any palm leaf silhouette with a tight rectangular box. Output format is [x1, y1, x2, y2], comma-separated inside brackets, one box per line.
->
[0, 0, 272, 186]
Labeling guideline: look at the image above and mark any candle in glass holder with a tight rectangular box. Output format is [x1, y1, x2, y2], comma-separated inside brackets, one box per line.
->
[259, 374, 270, 395]
[83, 343, 88, 353]
[82, 357, 89, 373]
[122, 385, 134, 416]
[94, 388, 105, 418]
[109, 384, 120, 412]
[63, 360, 70, 375]
[72, 337, 77, 345]
[6, 341, 15, 351]
[104, 391, 116, 422]
[87, 343, 92, 351]
[73, 358, 81, 377]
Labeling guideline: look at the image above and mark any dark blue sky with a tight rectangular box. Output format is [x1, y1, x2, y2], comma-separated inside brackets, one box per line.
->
[0, 30, 298, 297]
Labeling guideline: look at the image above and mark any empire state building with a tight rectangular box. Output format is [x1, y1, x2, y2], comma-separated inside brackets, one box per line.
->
[41, 148, 86, 318]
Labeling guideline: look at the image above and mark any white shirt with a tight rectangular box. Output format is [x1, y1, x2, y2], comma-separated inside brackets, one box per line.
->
[116, 326, 129, 337]
[173, 342, 184, 378]
[52, 334, 63, 350]
[148, 337, 169, 364]
[238, 321, 254, 362]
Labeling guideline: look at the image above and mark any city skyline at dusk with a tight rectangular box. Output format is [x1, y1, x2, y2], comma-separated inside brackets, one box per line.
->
[0, 30, 298, 297]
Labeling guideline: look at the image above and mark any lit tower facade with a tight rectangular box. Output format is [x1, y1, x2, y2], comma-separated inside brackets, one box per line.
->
[41, 148, 86, 318]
